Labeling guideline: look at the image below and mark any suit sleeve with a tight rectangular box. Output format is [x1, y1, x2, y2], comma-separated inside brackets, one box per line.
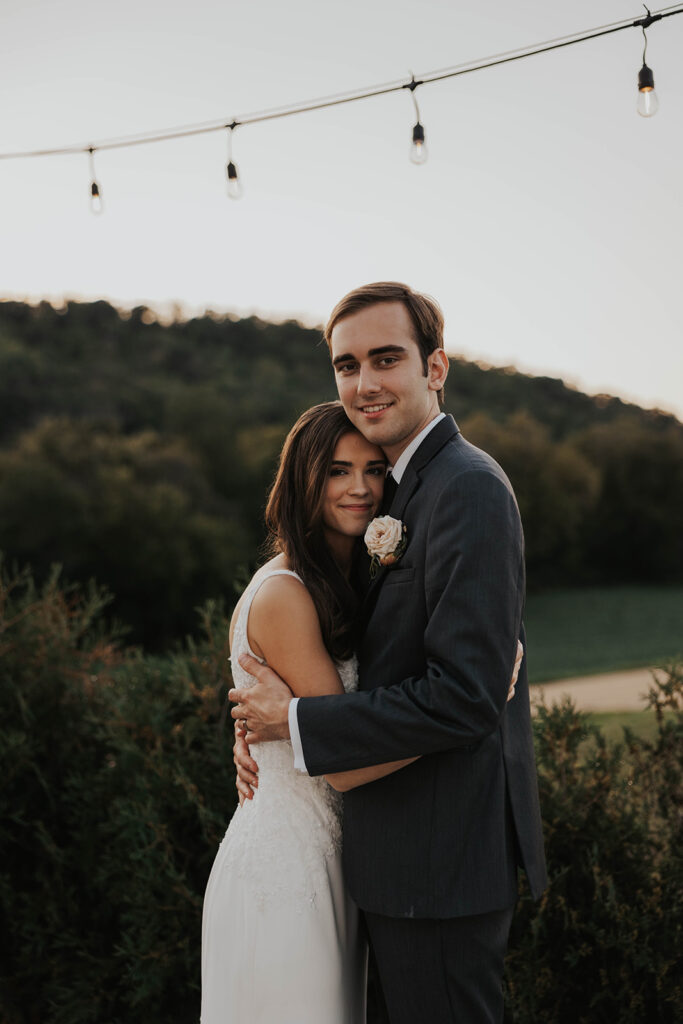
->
[297, 468, 525, 775]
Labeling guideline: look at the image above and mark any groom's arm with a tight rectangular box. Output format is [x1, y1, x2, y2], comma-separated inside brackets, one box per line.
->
[296, 468, 525, 776]
[234, 637, 521, 783]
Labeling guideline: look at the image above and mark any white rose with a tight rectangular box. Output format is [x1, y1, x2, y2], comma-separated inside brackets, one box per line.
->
[364, 516, 404, 559]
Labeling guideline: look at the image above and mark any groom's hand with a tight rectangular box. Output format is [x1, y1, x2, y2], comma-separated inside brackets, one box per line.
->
[229, 654, 293, 744]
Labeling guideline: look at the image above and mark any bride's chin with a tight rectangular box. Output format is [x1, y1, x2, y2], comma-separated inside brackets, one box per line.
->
[345, 525, 371, 538]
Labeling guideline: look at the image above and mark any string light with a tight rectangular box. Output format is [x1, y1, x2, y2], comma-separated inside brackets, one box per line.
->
[407, 77, 428, 165]
[0, 4, 680, 202]
[87, 148, 103, 214]
[637, 7, 660, 116]
[225, 123, 243, 199]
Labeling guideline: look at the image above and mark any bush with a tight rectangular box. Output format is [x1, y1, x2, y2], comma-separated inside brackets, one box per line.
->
[1, 563, 681, 1023]
[0, 562, 236, 1024]
[505, 666, 683, 1022]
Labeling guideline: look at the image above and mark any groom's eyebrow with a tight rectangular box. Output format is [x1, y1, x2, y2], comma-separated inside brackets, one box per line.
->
[332, 345, 407, 367]
[368, 345, 407, 356]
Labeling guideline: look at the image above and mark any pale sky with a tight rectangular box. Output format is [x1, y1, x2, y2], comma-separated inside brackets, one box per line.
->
[2, 1, 682, 418]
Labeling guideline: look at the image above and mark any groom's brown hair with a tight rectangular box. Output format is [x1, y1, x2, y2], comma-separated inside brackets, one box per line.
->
[324, 281, 446, 403]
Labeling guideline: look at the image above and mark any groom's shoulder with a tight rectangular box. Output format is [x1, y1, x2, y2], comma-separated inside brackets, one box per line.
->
[426, 436, 520, 527]
[438, 430, 512, 490]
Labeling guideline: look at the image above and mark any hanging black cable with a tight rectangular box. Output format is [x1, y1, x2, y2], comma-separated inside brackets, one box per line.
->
[0, 5, 679, 165]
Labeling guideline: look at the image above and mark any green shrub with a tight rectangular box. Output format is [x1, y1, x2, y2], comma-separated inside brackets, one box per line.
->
[505, 666, 683, 1022]
[1, 562, 681, 1023]
[0, 562, 236, 1024]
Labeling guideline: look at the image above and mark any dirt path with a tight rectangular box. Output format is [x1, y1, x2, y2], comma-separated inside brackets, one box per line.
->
[529, 667, 657, 712]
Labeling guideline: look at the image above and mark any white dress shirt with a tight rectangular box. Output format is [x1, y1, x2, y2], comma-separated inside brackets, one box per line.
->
[288, 413, 446, 773]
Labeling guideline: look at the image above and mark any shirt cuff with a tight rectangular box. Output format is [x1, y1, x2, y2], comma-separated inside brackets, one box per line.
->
[288, 698, 309, 774]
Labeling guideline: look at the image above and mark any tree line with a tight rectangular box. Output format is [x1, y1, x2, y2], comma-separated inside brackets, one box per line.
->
[1, 298, 681, 648]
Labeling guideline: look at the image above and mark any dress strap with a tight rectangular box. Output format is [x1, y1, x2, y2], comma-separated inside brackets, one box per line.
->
[258, 569, 303, 583]
[234, 569, 304, 663]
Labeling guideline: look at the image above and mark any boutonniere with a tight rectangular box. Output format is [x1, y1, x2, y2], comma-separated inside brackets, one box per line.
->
[364, 516, 407, 578]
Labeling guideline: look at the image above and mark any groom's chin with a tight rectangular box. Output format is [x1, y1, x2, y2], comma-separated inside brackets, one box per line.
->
[352, 417, 394, 445]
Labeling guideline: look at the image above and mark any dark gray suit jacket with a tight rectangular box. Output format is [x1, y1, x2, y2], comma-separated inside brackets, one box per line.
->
[298, 416, 547, 918]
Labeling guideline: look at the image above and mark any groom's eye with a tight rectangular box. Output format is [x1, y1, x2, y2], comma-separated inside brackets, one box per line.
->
[335, 362, 357, 374]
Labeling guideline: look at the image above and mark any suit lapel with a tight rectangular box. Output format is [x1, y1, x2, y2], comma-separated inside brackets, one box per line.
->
[362, 465, 419, 603]
[362, 415, 460, 611]
[388, 463, 419, 521]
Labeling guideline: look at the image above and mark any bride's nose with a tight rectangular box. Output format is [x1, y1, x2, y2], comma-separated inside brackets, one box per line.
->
[347, 472, 369, 495]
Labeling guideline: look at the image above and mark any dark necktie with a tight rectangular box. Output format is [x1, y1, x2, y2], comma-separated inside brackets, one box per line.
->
[381, 472, 398, 514]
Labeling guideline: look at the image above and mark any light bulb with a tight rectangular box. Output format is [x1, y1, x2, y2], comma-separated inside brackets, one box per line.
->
[410, 122, 428, 165]
[637, 87, 659, 117]
[90, 180, 103, 214]
[637, 63, 659, 117]
[226, 161, 243, 199]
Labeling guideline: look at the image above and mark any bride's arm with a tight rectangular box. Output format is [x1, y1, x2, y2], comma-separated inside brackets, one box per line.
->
[236, 575, 421, 791]
[245, 574, 346, 698]
[325, 758, 419, 792]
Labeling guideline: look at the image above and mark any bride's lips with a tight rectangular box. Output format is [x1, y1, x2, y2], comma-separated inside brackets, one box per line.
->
[340, 504, 373, 513]
[358, 401, 393, 420]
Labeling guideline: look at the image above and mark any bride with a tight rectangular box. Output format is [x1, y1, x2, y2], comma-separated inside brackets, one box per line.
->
[200, 401, 418, 1024]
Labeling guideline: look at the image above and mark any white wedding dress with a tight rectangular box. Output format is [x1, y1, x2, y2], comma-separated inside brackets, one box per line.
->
[201, 568, 367, 1024]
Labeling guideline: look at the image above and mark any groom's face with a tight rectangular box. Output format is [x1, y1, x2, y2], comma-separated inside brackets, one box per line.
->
[330, 301, 445, 462]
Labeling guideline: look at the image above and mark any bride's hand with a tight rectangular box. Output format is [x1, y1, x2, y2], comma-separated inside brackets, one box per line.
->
[507, 640, 524, 702]
[233, 721, 259, 803]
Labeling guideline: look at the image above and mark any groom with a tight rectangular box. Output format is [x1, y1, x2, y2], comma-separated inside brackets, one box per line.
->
[230, 282, 546, 1023]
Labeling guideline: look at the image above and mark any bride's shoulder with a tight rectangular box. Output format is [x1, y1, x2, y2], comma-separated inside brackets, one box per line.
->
[229, 560, 313, 650]
[249, 567, 312, 616]
[229, 556, 292, 634]
[248, 568, 325, 656]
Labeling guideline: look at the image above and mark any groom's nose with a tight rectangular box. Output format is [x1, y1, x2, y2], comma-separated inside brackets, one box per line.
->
[357, 363, 382, 396]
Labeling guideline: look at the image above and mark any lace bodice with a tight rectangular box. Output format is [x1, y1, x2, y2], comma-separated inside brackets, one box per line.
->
[224, 567, 358, 905]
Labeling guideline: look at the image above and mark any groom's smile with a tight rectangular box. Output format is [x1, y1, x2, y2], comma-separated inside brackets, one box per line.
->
[359, 401, 394, 420]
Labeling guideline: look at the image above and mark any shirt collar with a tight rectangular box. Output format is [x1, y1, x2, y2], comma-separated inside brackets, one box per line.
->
[389, 413, 445, 484]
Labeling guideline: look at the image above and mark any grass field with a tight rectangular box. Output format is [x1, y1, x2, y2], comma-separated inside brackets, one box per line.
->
[524, 585, 683, 684]
[587, 710, 665, 745]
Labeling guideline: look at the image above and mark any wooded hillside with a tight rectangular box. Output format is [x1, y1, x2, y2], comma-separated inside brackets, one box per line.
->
[1, 299, 681, 647]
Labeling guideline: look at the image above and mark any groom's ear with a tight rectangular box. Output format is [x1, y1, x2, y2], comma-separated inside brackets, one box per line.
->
[427, 349, 449, 392]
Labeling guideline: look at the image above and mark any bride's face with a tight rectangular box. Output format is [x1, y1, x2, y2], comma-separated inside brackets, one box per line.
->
[322, 431, 385, 541]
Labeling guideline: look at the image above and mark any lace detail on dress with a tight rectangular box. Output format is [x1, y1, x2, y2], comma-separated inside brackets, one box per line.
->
[224, 568, 358, 908]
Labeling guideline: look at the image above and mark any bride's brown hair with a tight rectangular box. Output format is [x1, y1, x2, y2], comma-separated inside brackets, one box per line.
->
[265, 401, 370, 660]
